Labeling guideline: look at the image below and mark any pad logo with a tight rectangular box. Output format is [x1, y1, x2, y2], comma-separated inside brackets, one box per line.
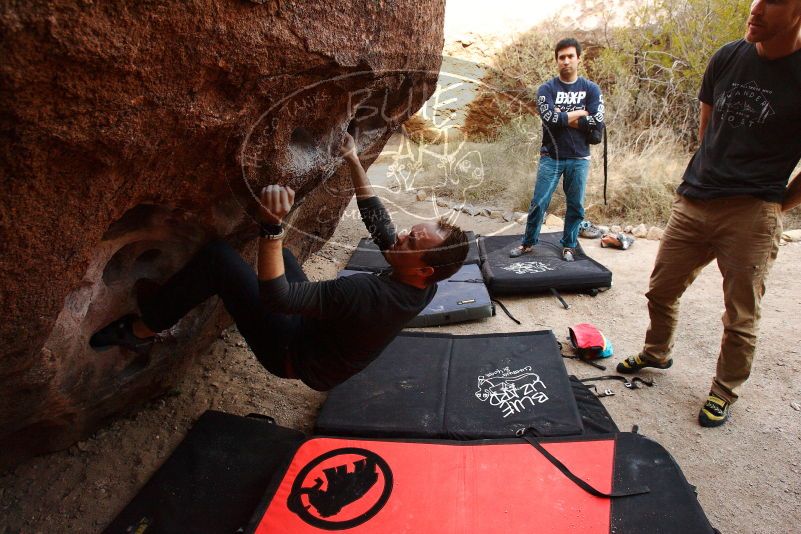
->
[475, 366, 549, 418]
[503, 261, 556, 275]
[287, 447, 393, 530]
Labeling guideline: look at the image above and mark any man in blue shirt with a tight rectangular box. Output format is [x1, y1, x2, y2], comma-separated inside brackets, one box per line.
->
[510, 37, 605, 261]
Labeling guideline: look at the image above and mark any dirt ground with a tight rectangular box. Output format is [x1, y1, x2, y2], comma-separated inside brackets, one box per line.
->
[1, 187, 800, 534]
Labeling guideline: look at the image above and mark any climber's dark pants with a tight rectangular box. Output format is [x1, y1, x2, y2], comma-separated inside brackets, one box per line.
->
[139, 240, 305, 379]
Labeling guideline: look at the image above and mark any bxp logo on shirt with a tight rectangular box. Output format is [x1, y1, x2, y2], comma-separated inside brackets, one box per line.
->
[554, 91, 587, 106]
[286, 447, 393, 530]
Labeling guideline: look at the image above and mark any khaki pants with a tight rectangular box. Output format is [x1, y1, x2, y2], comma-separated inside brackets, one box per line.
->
[642, 195, 782, 403]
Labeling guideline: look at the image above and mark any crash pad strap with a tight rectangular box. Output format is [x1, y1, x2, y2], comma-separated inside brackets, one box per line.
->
[521, 434, 650, 499]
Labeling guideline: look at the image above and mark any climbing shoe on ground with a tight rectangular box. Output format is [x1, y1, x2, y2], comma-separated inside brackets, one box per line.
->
[616, 354, 673, 374]
[509, 245, 533, 258]
[698, 393, 730, 427]
[562, 247, 575, 262]
[579, 220, 602, 239]
[90, 314, 154, 355]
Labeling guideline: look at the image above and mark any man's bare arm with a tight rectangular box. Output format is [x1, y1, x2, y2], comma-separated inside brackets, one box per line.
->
[257, 185, 295, 282]
[341, 133, 374, 200]
[698, 102, 713, 143]
[783, 171, 801, 212]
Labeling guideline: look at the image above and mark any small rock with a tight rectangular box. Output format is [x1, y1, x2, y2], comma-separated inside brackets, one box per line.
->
[415, 190, 427, 201]
[781, 229, 801, 242]
[646, 226, 664, 240]
[489, 210, 504, 219]
[624, 225, 633, 234]
[610, 225, 622, 233]
[513, 212, 528, 224]
[597, 225, 610, 234]
[544, 214, 564, 227]
[76, 441, 90, 453]
[632, 224, 648, 238]
[502, 212, 514, 222]
[461, 205, 481, 216]
[480, 208, 492, 217]
[436, 198, 449, 208]
[791, 402, 801, 412]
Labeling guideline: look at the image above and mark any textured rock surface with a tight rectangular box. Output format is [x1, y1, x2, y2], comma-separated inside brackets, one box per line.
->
[0, 0, 444, 468]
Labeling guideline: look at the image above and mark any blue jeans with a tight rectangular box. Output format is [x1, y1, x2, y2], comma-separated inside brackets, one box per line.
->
[522, 156, 590, 249]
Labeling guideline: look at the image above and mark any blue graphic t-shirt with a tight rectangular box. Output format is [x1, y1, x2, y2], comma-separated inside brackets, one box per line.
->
[537, 76, 604, 159]
[679, 40, 801, 202]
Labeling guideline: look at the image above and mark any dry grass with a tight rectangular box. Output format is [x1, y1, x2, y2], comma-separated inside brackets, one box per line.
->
[407, 119, 684, 225]
[411, 117, 540, 209]
[583, 128, 685, 226]
[402, 125, 801, 229]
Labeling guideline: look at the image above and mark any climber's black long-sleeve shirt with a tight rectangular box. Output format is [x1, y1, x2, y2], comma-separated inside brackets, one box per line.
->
[259, 196, 436, 391]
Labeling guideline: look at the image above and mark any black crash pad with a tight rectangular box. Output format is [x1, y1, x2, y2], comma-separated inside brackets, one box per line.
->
[103, 411, 305, 534]
[247, 433, 716, 534]
[316, 331, 584, 439]
[478, 232, 612, 296]
[344, 231, 480, 272]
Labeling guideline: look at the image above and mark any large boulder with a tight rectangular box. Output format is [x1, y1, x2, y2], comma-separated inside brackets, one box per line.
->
[0, 0, 444, 468]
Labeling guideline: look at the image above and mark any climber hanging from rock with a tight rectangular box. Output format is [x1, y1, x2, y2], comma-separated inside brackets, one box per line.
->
[90, 133, 469, 390]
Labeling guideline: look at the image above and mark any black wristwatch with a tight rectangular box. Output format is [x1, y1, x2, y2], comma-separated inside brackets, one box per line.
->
[259, 222, 285, 240]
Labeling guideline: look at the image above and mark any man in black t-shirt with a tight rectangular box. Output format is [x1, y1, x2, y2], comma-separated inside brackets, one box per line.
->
[616, 1, 801, 427]
[91, 134, 469, 391]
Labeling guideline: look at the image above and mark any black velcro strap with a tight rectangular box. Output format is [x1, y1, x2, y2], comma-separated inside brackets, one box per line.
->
[603, 126, 608, 205]
[561, 353, 606, 371]
[521, 434, 650, 499]
[490, 298, 521, 325]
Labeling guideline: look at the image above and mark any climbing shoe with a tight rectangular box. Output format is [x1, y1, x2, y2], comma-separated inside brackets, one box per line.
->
[90, 314, 154, 355]
[616, 354, 673, 374]
[698, 393, 730, 427]
[509, 245, 533, 258]
[562, 247, 575, 262]
[579, 221, 602, 239]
